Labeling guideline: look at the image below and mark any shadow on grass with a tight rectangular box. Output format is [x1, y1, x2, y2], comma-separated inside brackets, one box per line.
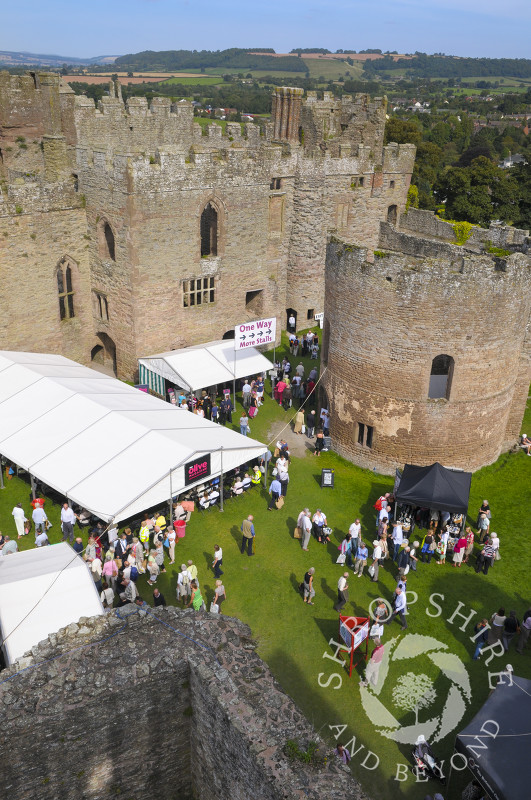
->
[230, 525, 241, 549]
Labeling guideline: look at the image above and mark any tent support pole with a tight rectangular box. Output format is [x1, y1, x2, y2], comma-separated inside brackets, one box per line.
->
[233, 347, 237, 413]
[219, 447, 224, 512]
[169, 468, 173, 531]
[446, 758, 453, 791]
[30, 473, 36, 501]
[0, 458, 4, 489]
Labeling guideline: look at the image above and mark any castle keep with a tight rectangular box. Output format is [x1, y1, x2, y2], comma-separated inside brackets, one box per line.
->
[0, 73, 414, 379]
[322, 209, 531, 473]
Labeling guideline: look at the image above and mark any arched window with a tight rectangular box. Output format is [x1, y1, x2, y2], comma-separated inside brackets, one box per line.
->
[99, 220, 116, 261]
[200, 203, 218, 257]
[57, 258, 75, 320]
[387, 204, 398, 225]
[429, 354, 454, 400]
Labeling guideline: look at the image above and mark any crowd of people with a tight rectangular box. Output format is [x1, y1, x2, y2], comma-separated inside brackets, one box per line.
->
[295, 490, 530, 660]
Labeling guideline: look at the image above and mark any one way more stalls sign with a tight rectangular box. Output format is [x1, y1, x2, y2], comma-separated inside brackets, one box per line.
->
[234, 317, 276, 350]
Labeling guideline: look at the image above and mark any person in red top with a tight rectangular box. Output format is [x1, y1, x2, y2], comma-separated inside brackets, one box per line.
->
[274, 379, 286, 406]
[360, 638, 384, 688]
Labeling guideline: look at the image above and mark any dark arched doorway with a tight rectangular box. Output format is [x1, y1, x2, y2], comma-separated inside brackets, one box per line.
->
[222, 329, 235, 340]
[387, 204, 398, 225]
[91, 333, 117, 376]
[286, 308, 297, 333]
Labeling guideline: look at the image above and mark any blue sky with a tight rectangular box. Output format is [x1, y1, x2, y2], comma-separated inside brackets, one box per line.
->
[2, 0, 528, 59]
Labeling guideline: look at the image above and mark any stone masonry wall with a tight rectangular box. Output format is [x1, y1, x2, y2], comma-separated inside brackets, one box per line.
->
[323, 238, 531, 474]
[0, 607, 363, 800]
[0, 72, 415, 380]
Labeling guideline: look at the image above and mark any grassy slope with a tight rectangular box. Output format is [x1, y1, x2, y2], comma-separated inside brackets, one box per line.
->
[1, 331, 529, 800]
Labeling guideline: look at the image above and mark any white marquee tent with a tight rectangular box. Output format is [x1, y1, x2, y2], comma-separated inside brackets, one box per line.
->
[0, 543, 103, 666]
[0, 351, 268, 523]
[138, 339, 273, 395]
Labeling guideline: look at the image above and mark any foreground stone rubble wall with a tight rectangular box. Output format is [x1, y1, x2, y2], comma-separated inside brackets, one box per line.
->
[0, 606, 365, 800]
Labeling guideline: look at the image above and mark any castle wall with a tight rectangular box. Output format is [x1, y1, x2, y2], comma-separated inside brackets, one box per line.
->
[323, 239, 531, 474]
[0, 195, 93, 365]
[0, 71, 416, 380]
[0, 608, 361, 800]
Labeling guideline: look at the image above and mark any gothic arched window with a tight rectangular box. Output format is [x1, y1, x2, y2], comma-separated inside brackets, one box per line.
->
[200, 203, 218, 257]
[57, 258, 75, 320]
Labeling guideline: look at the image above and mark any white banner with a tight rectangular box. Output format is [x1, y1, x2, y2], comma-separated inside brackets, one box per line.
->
[234, 317, 276, 350]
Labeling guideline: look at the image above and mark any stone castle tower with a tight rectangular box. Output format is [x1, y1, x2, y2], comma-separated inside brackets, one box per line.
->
[0, 72, 415, 379]
[322, 209, 531, 473]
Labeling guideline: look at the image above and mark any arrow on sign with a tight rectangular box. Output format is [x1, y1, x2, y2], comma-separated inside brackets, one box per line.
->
[249, 333, 255, 339]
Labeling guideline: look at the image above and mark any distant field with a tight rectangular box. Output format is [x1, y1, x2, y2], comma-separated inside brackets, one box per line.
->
[302, 58, 364, 81]
[248, 51, 411, 62]
[64, 71, 216, 85]
[163, 76, 221, 86]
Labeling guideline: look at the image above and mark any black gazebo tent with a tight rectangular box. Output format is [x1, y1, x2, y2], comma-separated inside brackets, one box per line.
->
[395, 462, 471, 513]
[455, 675, 531, 800]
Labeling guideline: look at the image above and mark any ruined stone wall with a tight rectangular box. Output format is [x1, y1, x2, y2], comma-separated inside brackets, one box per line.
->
[323, 238, 531, 474]
[399, 207, 529, 249]
[0, 607, 362, 800]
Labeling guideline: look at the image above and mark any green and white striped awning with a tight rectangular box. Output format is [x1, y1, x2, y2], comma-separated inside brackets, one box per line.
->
[138, 363, 165, 396]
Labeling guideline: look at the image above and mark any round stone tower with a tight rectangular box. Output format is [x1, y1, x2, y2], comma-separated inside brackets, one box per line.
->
[322, 235, 531, 474]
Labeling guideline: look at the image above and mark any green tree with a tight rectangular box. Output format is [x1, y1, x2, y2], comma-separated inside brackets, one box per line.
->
[384, 117, 422, 147]
[511, 162, 531, 229]
[435, 156, 520, 226]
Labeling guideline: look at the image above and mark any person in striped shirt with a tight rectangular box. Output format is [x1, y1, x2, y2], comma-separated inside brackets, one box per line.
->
[474, 539, 495, 575]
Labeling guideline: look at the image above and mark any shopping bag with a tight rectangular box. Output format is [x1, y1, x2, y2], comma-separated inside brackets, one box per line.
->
[209, 602, 219, 614]
[293, 526, 302, 539]
[301, 424, 306, 434]
[368, 564, 375, 577]
[275, 496, 284, 509]
[336, 553, 346, 564]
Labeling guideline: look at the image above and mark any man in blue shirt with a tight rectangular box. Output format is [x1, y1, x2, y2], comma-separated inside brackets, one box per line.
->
[386, 586, 408, 630]
[354, 541, 369, 577]
[268, 476, 282, 510]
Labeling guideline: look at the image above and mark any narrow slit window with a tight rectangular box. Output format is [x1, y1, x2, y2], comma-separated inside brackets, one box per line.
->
[429, 354, 454, 400]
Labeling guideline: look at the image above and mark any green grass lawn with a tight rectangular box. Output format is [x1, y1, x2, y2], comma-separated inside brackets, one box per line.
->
[1, 330, 530, 800]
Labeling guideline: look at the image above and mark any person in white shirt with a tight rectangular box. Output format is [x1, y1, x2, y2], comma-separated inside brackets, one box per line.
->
[349, 519, 361, 543]
[12, 503, 26, 539]
[386, 587, 407, 629]
[35, 529, 49, 547]
[100, 582, 114, 609]
[297, 509, 312, 551]
[370, 539, 382, 582]
[60, 503, 76, 543]
[334, 573, 349, 612]
[490, 532, 500, 560]
[242, 381, 252, 408]
[276, 456, 289, 474]
[177, 564, 192, 602]
[392, 521, 403, 562]
[232, 478, 244, 496]
[32, 505, 48, 534]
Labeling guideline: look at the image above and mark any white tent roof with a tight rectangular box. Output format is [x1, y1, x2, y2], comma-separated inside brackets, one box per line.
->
[0, 543, 103, 665]
[0, 351, 268, 522]
[139, 339, 273, 393]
